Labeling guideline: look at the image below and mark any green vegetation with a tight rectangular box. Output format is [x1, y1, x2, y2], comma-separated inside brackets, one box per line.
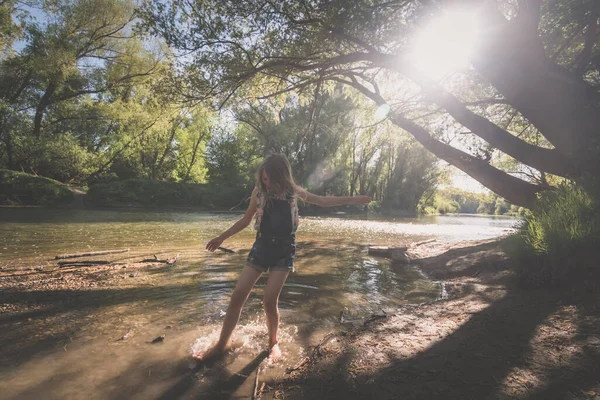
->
[0, 1, 441, 214]
[86, 179, 249, 209]
[507, 183, 600, 287]
[420, 188, 523, 216]
[0, 169, 73, 206]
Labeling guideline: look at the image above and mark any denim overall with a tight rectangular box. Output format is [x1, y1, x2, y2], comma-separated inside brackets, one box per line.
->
[246, 195, 296, 272]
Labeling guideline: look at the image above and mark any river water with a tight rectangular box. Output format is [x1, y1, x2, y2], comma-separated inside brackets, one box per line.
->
[0, 209, 517, 399]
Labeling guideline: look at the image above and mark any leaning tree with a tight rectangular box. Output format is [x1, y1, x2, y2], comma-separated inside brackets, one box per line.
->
[140, 0, 600, 207]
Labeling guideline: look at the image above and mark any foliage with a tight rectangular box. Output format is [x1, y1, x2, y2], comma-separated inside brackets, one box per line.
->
[508, 183, 600, 287]
[86, 179, 249, 209]
[140, 0, 600, 209]
[421, 186, 525, 216]
[204, 125, 257, 188]
[0, 0, 214, 189]
[13, 133, 96, 183]
[220, 91, 442, 215]
[0, 169, 73, 206]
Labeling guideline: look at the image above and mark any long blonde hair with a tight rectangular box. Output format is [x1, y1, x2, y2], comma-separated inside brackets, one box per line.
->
[256, 153, 298, 197]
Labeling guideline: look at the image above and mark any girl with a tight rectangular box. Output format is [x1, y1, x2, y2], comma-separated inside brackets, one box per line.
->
[194, 153, 371, 363]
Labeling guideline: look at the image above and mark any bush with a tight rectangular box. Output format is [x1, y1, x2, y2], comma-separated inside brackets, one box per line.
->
[10, 133, 95, 183]
[0, 169, 74, 206]
[86, 179, 251, 209]
[508, 183, 600, 287]
[435, 196, 460, 214]
[367, 200, 382, 213]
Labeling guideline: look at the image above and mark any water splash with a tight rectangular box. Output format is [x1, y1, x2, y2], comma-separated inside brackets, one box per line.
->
[190, 313, 301, 363]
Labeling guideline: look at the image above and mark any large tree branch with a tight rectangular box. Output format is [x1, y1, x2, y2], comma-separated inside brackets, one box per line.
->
[243, 50, 575, 178]
[421, 88, 578, 178]
[330, 77, 542, 207]
[246, 45, 600, 172]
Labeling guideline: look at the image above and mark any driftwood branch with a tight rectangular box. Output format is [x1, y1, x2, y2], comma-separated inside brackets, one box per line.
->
[57, 261, 112, 267]
[286, 332, 339, 374]
[55, 248, 130, 260]
[411, 238, 436, 247]
[140, 254, 179, 264]
[252, 366, 261, 399]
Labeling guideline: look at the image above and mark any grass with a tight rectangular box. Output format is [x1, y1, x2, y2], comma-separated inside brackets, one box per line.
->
[507, 183, 599, 287]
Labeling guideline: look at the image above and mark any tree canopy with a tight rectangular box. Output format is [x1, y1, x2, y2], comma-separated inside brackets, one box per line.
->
[141, 0, 600, 207]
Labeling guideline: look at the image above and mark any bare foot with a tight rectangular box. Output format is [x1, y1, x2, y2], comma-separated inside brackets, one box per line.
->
[192, 344, 226, 362]
[192, 339, 244, 362]
[267, 343, 282, 364]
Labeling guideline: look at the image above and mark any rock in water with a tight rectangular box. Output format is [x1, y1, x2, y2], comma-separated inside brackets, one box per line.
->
[392, 249, 410, 264]
[368, 246, 392, 257]
[151, 335, 165, 343]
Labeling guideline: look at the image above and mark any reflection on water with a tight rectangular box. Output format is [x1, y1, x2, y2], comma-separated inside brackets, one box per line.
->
[0, 208, 517, 399]
[0, 208, 517, 268]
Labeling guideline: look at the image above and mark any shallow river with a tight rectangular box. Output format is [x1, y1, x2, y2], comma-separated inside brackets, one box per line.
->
[0, 209, 517, 399]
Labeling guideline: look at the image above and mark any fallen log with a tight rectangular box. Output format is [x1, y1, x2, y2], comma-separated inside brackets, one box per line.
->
[257, 382, 266, 399]
[58, 261, 112, 267]
[368, 246, 408, 258]
[391, 248, 410, 264]
[55, 248, 129, 260]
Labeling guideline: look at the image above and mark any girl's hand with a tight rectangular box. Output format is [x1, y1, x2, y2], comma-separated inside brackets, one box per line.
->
[353, 195, 372, 204]
[206, 236, 224, 252]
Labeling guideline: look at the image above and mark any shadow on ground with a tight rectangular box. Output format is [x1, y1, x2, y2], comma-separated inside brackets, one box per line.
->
[269, 240, 600, 399]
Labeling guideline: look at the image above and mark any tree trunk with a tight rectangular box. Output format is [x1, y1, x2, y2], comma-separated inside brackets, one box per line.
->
[390, 113, 542, 207]
[154, 121, 178, 179]
[33, 81, 58, 137]
[2, 128, 16, 170]
[470, 7, 600, 165]
[184, 131, 205, 181]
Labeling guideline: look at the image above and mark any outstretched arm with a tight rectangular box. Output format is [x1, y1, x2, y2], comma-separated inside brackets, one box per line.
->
[206, 188, 258, 251]
[297, 188, 371, 207]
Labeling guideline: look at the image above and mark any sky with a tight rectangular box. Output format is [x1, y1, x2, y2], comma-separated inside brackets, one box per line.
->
[450, 169, 487, 193]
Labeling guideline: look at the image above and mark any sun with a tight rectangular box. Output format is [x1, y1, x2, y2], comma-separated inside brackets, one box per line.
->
[408, 9, 480, 81]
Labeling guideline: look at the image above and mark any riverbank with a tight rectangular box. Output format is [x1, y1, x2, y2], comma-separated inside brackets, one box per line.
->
[265, 239, 600, 400]
[2, 238, 598, 399]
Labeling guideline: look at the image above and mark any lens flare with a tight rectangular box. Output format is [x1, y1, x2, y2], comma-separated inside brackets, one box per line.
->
[408, 9, 480, 80]
[374, 103, 390, 120]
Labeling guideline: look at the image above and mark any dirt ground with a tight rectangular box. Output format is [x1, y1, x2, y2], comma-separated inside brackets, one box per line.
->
[2, 239, 599, 400]
[263, 239, 600, 400]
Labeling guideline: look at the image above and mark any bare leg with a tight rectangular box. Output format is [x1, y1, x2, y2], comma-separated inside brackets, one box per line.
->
[194, 264, 263, 361]
[262, 270, 290, 363]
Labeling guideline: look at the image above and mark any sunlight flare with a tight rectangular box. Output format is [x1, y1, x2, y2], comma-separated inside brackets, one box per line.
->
[374, 103, 391, 120]
[408, 9, 481, 80]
